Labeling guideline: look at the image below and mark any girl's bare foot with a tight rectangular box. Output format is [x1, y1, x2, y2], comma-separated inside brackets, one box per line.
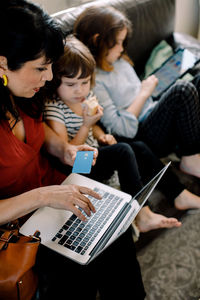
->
[135, 206, 181, 233]
[175, 189, 200, 210]
[180, 154, 200, 178]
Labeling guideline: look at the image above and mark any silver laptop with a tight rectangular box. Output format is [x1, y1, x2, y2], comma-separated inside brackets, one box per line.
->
[20, 162, 170, 265]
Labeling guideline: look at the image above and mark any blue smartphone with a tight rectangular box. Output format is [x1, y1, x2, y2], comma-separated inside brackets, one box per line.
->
[72, 151, 94, 174]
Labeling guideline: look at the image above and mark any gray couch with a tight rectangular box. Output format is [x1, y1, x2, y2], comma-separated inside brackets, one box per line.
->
[53, 0, 200, 76]
[52, 0, 200, 249]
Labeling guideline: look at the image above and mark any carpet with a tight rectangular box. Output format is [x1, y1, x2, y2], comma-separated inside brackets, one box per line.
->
[136, 158, 200, 300]
[98, 158, 200, 300]
[137, 209, 200, 300]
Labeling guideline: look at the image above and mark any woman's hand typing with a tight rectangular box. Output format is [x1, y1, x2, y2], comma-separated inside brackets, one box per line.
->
[39, 184, 102, 221]
[0, 184, 102, 225]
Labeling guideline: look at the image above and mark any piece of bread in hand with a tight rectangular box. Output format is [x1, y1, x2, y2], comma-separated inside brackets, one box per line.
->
[83, 96, 99, 116]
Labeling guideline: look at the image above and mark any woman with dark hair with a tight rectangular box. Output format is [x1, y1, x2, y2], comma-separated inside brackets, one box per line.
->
[0, 1, 146, 299]
[74, 5, 200, 212]
[0, 0, 99, 221]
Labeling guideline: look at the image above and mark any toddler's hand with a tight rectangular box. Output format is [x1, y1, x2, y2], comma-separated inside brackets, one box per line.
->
[83, 105, 103, 128]
[98, 134, 117, 145]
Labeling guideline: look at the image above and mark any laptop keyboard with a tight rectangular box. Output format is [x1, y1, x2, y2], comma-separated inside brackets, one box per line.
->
[52, 187, 123, 255]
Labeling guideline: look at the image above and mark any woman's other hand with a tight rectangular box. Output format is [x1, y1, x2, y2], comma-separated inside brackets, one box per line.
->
[62, 143, 98, 166]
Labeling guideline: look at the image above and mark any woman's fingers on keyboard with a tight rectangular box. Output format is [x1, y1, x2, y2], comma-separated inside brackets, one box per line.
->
[71, 206, 87, 222]
[77, 194, 96, 215]
[66, 185, 102, 220]
[72, 197, 94, 221]
[79, 186, 102, 200]
[79, 186, 102, 213]
[70, 188, 98, 219]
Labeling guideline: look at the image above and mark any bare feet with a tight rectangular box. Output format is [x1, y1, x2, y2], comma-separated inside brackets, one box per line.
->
[175, 189, 200, 210]
[180, 154, 200, 178]
[135, 206, 181, 233]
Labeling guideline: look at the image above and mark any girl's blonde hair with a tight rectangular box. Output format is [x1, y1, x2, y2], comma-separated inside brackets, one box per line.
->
[74, 5, 133, 71]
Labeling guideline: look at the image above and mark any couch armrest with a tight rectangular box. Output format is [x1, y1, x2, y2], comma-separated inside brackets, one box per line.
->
[167, 32, 200, 75]
[173, 32, 200, 54]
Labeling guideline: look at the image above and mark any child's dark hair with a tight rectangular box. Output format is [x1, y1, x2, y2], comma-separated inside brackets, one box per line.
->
[74, 5, 132, 71]
[0, 0, 64, 120]
[46, 35, 96, 99]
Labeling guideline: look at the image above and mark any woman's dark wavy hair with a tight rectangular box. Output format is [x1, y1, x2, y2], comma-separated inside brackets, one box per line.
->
[0, 0, 64, 121]
[74, 5, 132, 72]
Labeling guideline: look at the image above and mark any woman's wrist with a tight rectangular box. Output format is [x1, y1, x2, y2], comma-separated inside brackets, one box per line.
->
[35, 186, 51, 208]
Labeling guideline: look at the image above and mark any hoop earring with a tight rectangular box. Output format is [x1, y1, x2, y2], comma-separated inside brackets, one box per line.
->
[2, 74, 8, 87]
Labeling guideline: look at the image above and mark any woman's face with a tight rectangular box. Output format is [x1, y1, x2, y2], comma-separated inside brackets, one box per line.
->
[5, 56, 53, 98]
[105, 27, 128, 65]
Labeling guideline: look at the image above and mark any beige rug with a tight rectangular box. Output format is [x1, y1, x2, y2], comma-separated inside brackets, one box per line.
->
[137, 209, 200, 300]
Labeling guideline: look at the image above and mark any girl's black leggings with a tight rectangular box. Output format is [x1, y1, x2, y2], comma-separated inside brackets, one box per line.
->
[137, 75, 200, 157]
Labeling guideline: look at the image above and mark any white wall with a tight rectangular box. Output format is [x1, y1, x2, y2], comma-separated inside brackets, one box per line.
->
[175, 0, 199, 38]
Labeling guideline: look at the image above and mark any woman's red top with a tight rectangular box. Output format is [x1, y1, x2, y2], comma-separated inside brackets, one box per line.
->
[0, 110, 66, 199]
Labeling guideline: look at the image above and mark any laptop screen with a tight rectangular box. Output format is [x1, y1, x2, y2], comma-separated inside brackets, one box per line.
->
[133, 163, 169, 206]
